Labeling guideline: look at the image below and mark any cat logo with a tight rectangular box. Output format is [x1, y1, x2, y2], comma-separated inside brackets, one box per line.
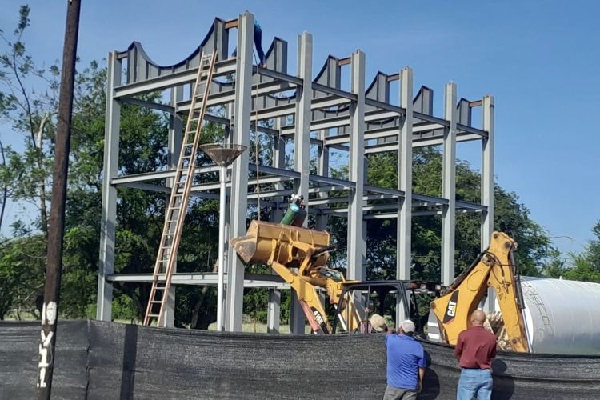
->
[447, 301, 457, 317]
[443, 291, 460, 323]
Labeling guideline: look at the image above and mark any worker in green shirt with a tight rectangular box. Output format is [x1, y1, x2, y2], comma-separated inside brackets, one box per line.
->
[281, 194, 306, 226]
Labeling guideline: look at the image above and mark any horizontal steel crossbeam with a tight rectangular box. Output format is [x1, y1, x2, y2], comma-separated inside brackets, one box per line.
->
[107, 272, 290, 289]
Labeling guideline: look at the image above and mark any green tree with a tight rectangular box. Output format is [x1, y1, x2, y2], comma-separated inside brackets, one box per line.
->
[335, 148, 555, 283]
[545, 220, 600, 283]
[0, 5, 58, 236]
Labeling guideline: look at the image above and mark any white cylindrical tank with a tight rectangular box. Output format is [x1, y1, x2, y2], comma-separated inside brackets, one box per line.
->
[520, 276, 600, 355]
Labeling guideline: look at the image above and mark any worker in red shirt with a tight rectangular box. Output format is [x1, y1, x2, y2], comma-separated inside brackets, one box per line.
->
[453, 310, 497, 400]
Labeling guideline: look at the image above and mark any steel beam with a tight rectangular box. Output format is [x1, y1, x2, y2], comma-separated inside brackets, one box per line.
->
[177, 80, 294, 112]
[441, 82, 457, 286]
[255, 66, 302, 85]
[397, 67, 414, 285]
[119, 96, 174, 113]
[97, 52, 121, 322]
[481, 95, 495, 313]
[295, 32, 313, 220]
[113, 58, 237, 98]
[316, 127, 330, 230]
[106, 272, 290, 289]
[481, 95, 495, 249]
[286, 33, 313, 331]
[267, 289, 281, 333]
[111, 164, 219, 185]
[312, 81, 358, 101]
[272, 117, 286, 223]
[289, 291, 305, 334]
[457, 123, 488, 138]
[225, 12, 253, 332]
[347, 51, 366, 281]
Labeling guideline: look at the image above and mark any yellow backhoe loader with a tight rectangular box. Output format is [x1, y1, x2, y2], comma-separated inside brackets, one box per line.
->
[429, 231, 530, 352]
[230, 220, 438, 334]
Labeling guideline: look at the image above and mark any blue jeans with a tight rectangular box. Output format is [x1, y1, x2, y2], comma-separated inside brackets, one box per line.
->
[457, 369, 493, 400]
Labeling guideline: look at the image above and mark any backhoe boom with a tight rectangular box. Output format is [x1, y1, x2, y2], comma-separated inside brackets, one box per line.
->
[430, 231, 530, 352]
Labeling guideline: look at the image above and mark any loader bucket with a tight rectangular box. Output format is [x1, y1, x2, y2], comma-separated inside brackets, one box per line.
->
[230, 220, 331, 267]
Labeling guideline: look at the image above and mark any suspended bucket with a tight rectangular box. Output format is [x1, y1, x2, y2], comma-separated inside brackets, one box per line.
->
[230, 220, 331, 267]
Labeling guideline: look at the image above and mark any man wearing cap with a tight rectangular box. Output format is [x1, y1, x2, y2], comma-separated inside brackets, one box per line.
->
[383, 320, 426, 400]
[453, 310, 496, 400]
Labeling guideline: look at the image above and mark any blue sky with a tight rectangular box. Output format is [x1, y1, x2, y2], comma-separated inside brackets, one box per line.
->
[1, 0, 598, 256]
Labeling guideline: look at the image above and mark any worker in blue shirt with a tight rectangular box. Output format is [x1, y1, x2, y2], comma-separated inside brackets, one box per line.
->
[384, 320, 427, 400]
[231, 20, 267, 67]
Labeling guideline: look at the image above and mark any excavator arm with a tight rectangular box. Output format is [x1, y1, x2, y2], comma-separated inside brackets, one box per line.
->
[430, 231, 530, 352]
[230, 220, 361, 334]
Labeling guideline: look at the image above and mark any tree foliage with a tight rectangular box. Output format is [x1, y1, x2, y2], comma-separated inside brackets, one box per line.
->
[544, 220, 600, 282]
[0, 5, 59, 236]
[334, 149, 555, 283]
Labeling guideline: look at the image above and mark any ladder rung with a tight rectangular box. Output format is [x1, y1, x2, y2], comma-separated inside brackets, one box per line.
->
[148, 314, 160, 319]
[150, 300, 162, 304]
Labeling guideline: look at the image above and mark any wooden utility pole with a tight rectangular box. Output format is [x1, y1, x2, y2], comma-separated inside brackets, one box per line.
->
[37, 1, 81, 398]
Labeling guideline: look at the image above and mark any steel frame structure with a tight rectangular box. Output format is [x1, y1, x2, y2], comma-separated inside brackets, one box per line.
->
[97, 12, 494, 331]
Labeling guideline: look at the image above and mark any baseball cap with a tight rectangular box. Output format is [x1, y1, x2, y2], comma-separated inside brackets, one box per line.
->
[401, 319, 415, 333]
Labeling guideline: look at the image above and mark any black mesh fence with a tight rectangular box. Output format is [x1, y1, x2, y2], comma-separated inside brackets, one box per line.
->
[1, 320, 599, 399]
[0, 320, 88, 399]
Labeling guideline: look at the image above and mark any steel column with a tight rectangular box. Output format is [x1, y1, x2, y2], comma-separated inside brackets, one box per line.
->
[225, 12, 253, 332]
[346, 51, 366, 281]
[97, 52, 121, 322]
[267, 289, 281, 333]
[272, 117, 286, 223]
[217, 166, 227, 331]
[481, 95, 495, 312]
[441, 82, 457, 286]
[289, 290, 305, 334]
[164, 85, 183, 327]
[397, 67, 414, 282]
[481, 95, 495, 247]
[316, 128, 330, 231]
[286, 32, 313, 332]
[294, 32, 313, 217]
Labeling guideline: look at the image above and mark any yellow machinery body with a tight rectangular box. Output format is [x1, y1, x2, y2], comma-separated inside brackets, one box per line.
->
[231, 220, 330, 268]
[430, 231, 530, 352]
[231, 220, 362, 333]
